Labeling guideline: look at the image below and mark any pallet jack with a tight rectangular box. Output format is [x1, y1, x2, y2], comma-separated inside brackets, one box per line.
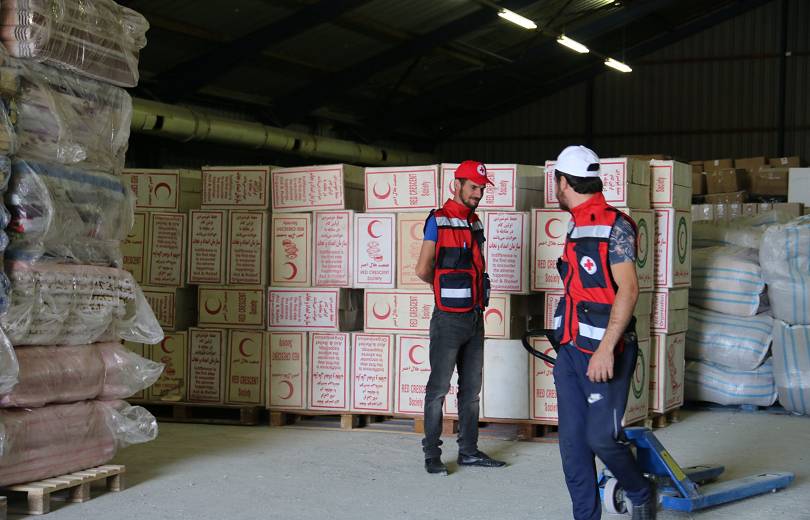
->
[521, 330, 795, 514]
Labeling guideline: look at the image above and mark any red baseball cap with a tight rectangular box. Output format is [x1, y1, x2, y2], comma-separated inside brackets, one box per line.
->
[454, 160, 494, 185]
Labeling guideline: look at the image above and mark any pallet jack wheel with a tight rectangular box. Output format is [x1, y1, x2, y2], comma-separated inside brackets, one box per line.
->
[603, 478, 629, 514]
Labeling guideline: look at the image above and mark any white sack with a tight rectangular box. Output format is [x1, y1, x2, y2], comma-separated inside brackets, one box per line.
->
[685, 359, 777, 407]
[771, 319, 810, 415]
[760, 216, 810, 325]
[690, 246, 767, 317]
[686, 307, 772, 370]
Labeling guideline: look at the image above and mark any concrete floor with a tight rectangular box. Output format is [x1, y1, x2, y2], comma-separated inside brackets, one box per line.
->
[6, 409, 809, 520]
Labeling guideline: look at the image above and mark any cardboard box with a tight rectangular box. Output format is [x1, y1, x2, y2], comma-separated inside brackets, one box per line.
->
[654, 209, 691, 288]
[314, 211, 354, 288]
[542, 291, 564, 330]
[623, 337, 650, 425]
[123, 168, 201, 211]
[635, 314, 651, 342]
[267, 288, 363, 332]
[625, 209, 655, 292]
[187, 328, 226, 404]
[483, 211, 530, 294]
[198, 286, 266, 329]
[351, 334, 395, 413]
[704, 191, 747, 204]
[363, 289, 434, 334]
[529, 336, 557, 423]
[142, 286, 196, 331]
[271, 164, 364, 212]
[441, 163, 544, 211]
[307, 332, 351, 411]
[650, 333, 685, 414]
[650, 160, 692, 209]
[705, 168, 744, 194]
[123, 341, 147, 400]
[394, 335, 431, 415]
[743, 203, 758, 217]
[636, 291, 653, 316]
[651, 289, 689, 333]
[225, 330, 267, 405]
[769, 156, 800, 168]
[201, 165, 271, 209]
[147, 332, 188, 402]
[226, 211, 269, 286]
[545, 157, 650, 208]
[396, 213, 430, 290]
[267, 332, 308, 410]
[353, 213, 396, 289]
[751, 167, 789, 196]
[530, 210, 571, 291]
[689, 161, 703, 174]
[703, 159, 733, 172]
[122, 211, 149, 284]
[734, 157, 766, 189]
[692, 172, 706, 195]
[146, 212, 187, 287]
[364, 165, 439, 212]
[788, 168, 810, 205]
[481, 340, 529, 419]
[188, 210, 227, 285]
[270, 213, 312, 287]
[484, 293, 546, 339]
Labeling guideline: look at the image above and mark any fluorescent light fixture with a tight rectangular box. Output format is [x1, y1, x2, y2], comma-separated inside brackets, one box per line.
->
[605, 57, 632, 72]
[557, 35, 589, 54]
[498, 8, 537, 30]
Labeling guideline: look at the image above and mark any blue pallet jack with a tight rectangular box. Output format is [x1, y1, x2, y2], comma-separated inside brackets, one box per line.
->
[522, 330, 795, 514]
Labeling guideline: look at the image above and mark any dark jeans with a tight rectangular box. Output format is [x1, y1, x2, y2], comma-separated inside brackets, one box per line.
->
[421, 308, 484, 459]
[554, 337, 652, 520]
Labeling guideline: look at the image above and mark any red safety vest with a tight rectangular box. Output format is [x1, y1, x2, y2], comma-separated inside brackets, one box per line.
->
[430, 198, 488, 313]
[552, 192, 637, 354]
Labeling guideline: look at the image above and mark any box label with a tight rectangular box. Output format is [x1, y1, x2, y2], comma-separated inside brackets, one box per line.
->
[142, 288, 175, 329]
[654, 210, 691, 287]
[441, 164, 520, 210]
[271, 214, 312, 286]
[530, 337, 558, 422]
[484, 212, 529, 293]
[148, 333, 187, 401]
[226, 330, 265, 405]
[147, 213, 186, 287]
[188, 329, 225, 403]
[546, 159, 632, 207]
[124, 170, 181, 210]
[198, 287, 265, 328]
[352, 334, 394, 412]
[228, 211, 268, 285]
[268, 332, 307, 409]
[267, 289, 340, 330]
[543, 291, 564, 329]
[188, 210, 226, 285]
[122, 211, 148, 283]
[631, 210, 654, 291]
[484, 294, 509, 339]
[272, 166, 346, 211]
[650, 333, 686, 413]
[531, 210, 571, 290]
[364, 290, 434, 333]
[624, 337, 650, 425]
[397, 213, 430, 289]
[395, 336, 431, 415]
[354, 214, 396, 288]
[365, 166, 439, 212]
[309, 333, 350, 411]
[202, 167, 270, 209]
[314, 211, 353, 287]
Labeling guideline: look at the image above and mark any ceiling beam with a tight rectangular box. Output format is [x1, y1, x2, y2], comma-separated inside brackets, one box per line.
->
[151, 0, 372, 102]
[272, 0, 539, 124]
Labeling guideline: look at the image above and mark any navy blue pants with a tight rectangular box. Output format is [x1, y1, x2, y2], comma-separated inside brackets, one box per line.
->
[554, 339, 652, 520]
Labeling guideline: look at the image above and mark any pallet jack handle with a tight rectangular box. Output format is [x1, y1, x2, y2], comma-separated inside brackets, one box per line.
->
[521, 329, 560, 366]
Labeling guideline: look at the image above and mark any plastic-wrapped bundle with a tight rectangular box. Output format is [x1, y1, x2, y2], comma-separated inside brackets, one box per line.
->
[686, 307, 773, 370]
[1, 155, 11, 315]
[0, 328, 19, 395]
[0, 261, 163, 346]
[0, 98, 15, 155]
[685, 359, 777, 407]
[5, 159, 133, 265]
[772, 319, 810, 415]
[0, 400, 157, 486]
[690, 246, 766, 317]
[760, 217, 810, 325]
[0, 0, 148, 87]
[0, 342, 163, 408]
[2, 57, 131, 172]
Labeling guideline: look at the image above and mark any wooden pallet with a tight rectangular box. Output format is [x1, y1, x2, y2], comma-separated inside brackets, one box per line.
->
[1, 496, 6, 520]
[131, 401, 263, 426]
[651, 408, 681, 429]
[1, 465, 125, 515]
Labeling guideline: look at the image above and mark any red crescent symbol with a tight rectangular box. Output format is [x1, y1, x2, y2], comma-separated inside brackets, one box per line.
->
[372, 302, 391, 320]
[409, 222, 422, 241]
[204, 298, 223, 315]
[449, 179, 457, 195]
[543, 347, 555, 369]
[372, 182, 392, 200]
[367, 219, 383, 239]
[408, 344, 426, 365]
[283, 261, 298, 281]
[634, 360, 643, 385]
[485, 308, 504, 325]
[153, 182, 172, 200]
[161, 337, 174, 354]
[545, 218, 562, 239]
[239, 338, 255, 357]
[279, 380, 294, 400]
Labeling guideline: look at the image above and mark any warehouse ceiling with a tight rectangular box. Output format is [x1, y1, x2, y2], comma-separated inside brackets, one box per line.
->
[125, 0, 773, 151]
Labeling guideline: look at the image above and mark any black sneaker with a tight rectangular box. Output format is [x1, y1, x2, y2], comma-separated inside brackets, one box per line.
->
[457, 450, 506, 468]
[425, 457, 448, 475]
[630, 501, 657, 520]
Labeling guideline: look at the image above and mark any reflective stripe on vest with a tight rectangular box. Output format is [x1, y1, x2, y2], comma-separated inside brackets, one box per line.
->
[435, 216, 469, 228]
[441, 287, 472, 299]
[578, 323, 607, 341]
[570, 225, 612, 239]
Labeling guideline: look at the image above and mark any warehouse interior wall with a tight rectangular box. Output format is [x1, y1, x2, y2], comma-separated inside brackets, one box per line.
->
[437, 0, 810, 164]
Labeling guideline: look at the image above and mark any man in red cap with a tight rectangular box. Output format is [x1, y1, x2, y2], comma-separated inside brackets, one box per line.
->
[415, 160, 506, 475]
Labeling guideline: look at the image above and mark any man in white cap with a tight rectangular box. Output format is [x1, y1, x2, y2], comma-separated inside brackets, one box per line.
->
[550, 146, 655, 519]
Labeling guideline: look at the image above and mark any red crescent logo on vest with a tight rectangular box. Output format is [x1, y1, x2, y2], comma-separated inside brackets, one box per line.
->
[283, 261, 298, 280]
[545, 218, 562, 239]
[153, 182, 172, 200]
[372, 302, 391, 320]
[367, 220, 383, 239]
[279, 380, 294, 400]
[161, 337, 174, 354]
[485, 308, 504, 325]
[239, 338, 255, 357]
[410, 222, 422, 241]
[372, 182, 392, 200]
[204, 297, 223, 315]
[408, 344, 426, 365]
[580, 256, 598, 275]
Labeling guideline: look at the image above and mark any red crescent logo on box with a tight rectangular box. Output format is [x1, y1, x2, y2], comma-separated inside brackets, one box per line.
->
[283, 261, 298, 280]
[204, 297, 223, 315]
[449, 178, 456, 195]
[485, 308, 503, 325]
[239, 338, 255, 357]
[372, 182, 392, 200]
[545, 218, 562, 239]
[372, 302, 391, 320]
[367, 219, 383, 239]
[279, 380, 294, 400]
[161, 337, 174, 354]
[543, 347, 555, 369]
[410, 222, 422, 241]
[408, 344, 426, 365]
[153, 182, 172, 200]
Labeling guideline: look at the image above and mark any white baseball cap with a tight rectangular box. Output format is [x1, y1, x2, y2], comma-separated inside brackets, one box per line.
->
[553, 145, 600, 178]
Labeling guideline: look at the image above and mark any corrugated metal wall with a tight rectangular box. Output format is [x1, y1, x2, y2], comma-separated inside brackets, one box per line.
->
[438, 0, 808, 165]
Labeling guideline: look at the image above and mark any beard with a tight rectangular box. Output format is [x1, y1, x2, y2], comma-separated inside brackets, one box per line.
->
[461, 193, 480, 209]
